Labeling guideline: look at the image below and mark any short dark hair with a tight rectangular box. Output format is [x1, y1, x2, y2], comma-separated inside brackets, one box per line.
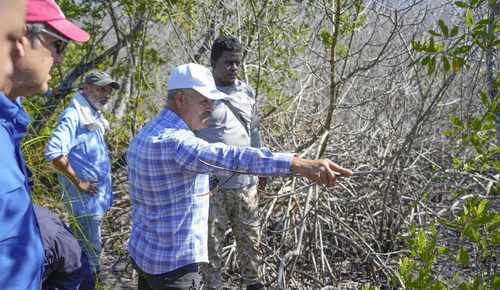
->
[210, 36, 241, 67]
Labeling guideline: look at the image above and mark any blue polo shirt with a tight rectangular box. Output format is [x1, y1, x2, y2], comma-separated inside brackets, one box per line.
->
[0, 93, 44, 290]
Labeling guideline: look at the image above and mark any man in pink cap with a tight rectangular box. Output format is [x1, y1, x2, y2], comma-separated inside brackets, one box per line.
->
[5, 0, 89, 96]
[0, 1, 89, 289]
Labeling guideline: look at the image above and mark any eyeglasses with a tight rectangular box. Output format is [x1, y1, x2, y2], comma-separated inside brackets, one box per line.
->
[26, 23, 71, 56]
[51, 39, 68, 55]
[39, 28, 69, 55]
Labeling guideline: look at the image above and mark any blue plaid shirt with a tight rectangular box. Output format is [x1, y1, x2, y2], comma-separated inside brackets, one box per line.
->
[127, 108, 292, 274]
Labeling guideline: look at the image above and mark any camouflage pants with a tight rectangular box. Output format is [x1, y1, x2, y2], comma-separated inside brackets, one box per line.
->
[203, 184, 261, 289]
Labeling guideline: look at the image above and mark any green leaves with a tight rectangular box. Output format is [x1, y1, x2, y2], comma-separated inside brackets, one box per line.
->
[457, 245, 469, 268]
[399, 2, 499, 289]
[438, 19, 449, 37]
[450, 116, 464, 129]
[455, 1, 468, 8]
[452, 57, 465, 73]
[466, 9, 474, 27]
[492, 273, 500, 289]
[442, 55, 451, 72]
[320, 30, 333, 47]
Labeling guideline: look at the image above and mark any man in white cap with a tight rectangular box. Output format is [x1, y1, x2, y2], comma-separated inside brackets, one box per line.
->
[0, 0, 89, 289]
[127, 63, 352, 289]
[45, 70, 120, 275]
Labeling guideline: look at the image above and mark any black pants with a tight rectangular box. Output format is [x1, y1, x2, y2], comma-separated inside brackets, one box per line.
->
[132, 259, 201, 290]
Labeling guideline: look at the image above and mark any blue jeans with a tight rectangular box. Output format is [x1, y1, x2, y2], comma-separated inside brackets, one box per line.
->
[71, 214, 104, 273]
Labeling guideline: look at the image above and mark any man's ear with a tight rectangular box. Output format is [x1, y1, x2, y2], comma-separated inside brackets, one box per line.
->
[174, 91, 186, 108]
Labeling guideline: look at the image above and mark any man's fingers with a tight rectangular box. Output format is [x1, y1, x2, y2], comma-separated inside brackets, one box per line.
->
[329, 161, 353, 177]
[320, 162, 337, 187]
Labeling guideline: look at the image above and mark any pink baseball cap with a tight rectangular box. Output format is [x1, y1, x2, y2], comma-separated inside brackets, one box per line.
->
[26, 0, 89, 43]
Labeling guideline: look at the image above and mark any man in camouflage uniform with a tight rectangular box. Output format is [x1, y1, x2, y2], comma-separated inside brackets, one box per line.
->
[196, 36, 265, 290]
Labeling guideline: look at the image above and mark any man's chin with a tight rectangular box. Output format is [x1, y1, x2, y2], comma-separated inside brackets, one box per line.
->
[34, 81, 49, 95]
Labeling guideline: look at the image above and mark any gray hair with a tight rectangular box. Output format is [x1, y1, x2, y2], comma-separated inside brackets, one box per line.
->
[166, 88, 195, 106]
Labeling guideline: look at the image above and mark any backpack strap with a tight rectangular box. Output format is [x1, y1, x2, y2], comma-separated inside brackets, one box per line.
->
[222, 100, 250, 136]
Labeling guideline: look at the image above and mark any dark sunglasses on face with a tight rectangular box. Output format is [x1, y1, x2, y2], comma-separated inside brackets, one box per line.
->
[52, 39, 68, 55]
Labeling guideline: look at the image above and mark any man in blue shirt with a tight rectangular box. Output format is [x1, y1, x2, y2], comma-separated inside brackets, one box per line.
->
[127, 63, 352, 290]
[45, 71, 120, 276]
[0, 0, 89, 289]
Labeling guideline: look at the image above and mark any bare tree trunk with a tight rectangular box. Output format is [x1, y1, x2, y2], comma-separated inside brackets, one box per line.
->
[486, 2, 500, 148]
[319, 0, 342, 157]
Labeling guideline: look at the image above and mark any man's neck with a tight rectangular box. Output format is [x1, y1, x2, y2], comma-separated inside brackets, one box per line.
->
[4, 87, 19, 101]
[215, 79, 236, 87]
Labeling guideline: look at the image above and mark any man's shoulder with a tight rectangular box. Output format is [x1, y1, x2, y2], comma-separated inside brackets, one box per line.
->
[235, 80, 255, 97]
[60, 105, 79, 118]
[51, 103, 77, 123]
[132, 119, 192, 148]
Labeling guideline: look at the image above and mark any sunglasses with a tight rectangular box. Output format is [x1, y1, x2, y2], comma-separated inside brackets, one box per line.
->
[51, 39, 68, 55]
[39, 28, 69, 55]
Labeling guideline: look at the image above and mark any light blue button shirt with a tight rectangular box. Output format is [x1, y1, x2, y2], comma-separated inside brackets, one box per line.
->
[45, 94, 112, 216]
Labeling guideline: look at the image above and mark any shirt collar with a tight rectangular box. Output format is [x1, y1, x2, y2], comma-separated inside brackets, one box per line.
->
[78, 91, 99, 114]
[216, 79, 240, 90]
[161, 108, 191, 130]
[0, 92, 31, 127]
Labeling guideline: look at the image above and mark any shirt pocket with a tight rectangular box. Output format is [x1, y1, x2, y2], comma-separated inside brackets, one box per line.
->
[72, 129, 103, 160]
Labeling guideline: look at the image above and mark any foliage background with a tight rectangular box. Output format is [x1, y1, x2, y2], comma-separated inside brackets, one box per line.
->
[22, 0, 498, 289]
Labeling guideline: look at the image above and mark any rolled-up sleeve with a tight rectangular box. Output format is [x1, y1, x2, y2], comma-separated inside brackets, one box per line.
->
[45, 108, 79, 161]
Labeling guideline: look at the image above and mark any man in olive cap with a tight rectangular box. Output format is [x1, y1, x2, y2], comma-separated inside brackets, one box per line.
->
[45, 70, 120, 276]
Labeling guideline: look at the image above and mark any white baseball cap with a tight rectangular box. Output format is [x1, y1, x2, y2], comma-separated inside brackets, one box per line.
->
[167, 63, 227, 100]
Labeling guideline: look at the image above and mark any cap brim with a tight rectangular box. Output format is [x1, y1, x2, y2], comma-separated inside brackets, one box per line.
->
[193, 86, 227, 100]
[109, 82, 120, 90]
[93, 80, 120, 90]
[46, 19, 90, 43]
